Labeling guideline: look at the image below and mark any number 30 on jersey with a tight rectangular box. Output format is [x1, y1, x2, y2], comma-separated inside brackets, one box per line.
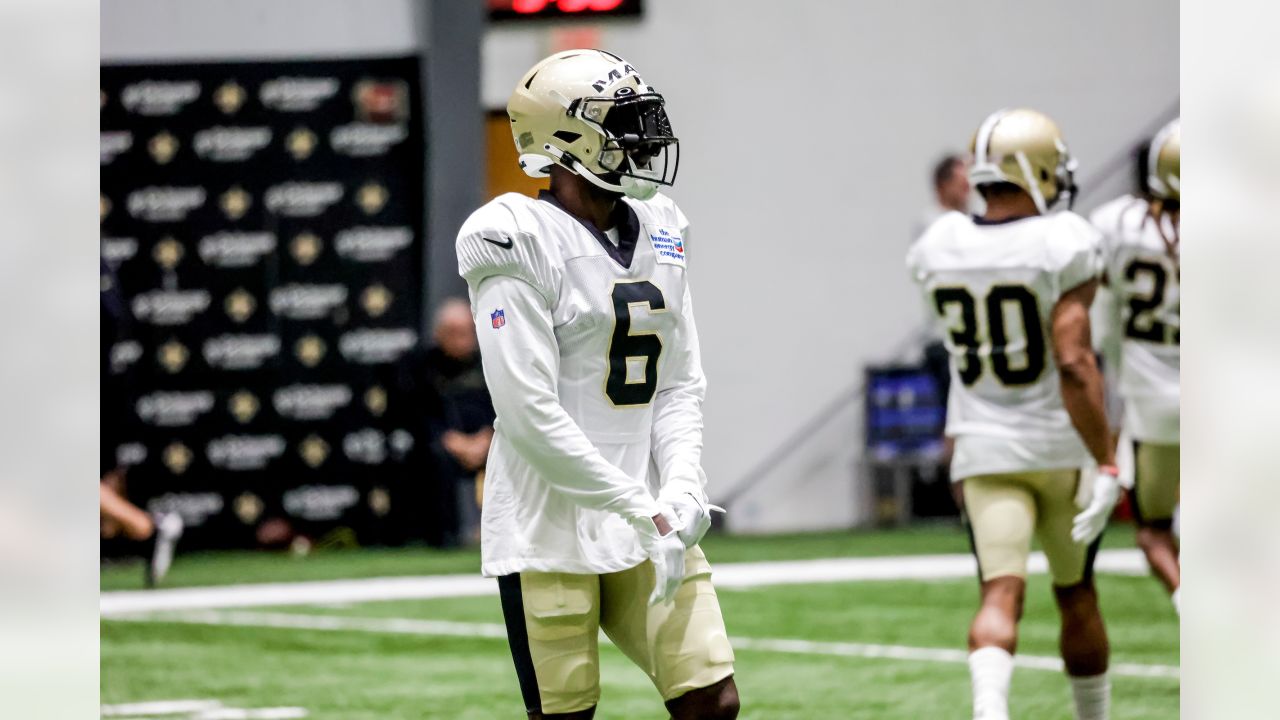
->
[933, 284, 1046, 387]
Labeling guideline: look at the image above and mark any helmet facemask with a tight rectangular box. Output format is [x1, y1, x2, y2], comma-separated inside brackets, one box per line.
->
[569, 92, 679, 200]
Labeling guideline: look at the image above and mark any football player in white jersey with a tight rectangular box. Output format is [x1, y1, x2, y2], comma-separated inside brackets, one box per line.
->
[908, 109, 1121, 720]
[455, 50, 738, 719]
[1090, 119, 1181, 612]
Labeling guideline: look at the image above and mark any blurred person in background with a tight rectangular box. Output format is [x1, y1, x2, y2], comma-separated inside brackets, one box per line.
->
[100, 260, 182, 586]
[1089, 119, 1181, 613]
[913, 153, 972, 241]
[395, 298, 495, 547]
[909, 109, 1120, 720]
[456, 50, 737, 719]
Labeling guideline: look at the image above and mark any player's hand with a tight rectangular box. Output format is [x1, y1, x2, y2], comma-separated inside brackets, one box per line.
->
[660, 491, 723, 549]
[1072, 466, 1122, 544]
[630, 514, 686, 606]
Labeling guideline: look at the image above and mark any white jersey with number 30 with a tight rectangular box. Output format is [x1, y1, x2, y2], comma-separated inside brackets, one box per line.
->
[908, 211, 1102, 481]
[1090, 196, 1180, 443]
[457, 191, 706, 577]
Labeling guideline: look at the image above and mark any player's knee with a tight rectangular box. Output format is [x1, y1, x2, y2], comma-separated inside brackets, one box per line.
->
[1136, 524, 1174, 551]
[713, 682, 741, 719]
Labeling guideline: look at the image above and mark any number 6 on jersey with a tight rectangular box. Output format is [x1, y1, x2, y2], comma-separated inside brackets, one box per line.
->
[606, 280, 667, 406]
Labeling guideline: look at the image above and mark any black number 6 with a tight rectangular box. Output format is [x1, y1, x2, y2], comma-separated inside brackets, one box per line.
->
[606, 281, 667, 406]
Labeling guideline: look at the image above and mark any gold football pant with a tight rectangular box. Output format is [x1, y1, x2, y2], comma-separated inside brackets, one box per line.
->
[1129, 441, 1180, 528]
[963, 469, 1101, 586]
[497, 545, 736, 715]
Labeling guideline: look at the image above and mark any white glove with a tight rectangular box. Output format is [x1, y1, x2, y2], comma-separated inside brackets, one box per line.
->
[660, 491, 723, 549]
[630, 515, 686, 606]
[1072, 466, 1122, 544]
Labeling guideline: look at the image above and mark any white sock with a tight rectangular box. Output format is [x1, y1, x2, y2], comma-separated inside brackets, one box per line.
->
[969, 647, 1014, 720]
[1069, 672, 1110, 720]
[1171, 587, 1181, 615]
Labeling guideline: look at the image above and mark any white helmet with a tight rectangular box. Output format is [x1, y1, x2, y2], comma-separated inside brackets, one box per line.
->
[968, 108, 1078, 213]
[507, 49, 678, 200]
[1147, 118, 1180, 201]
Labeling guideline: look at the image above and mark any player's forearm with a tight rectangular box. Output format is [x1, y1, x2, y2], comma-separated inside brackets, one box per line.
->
[651, 385, 706, 499]
[475, 275, 661, 520]
[650, 290, 708, 500]
[1058, 355, 1116, 468]
[499, 393, 662, 519]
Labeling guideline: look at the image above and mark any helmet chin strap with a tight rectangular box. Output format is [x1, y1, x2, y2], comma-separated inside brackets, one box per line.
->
[541, 143, 657, 199]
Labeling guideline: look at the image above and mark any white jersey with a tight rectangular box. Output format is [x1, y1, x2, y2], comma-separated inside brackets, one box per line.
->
[907, 211, 1102, 481]
[1090, 195, 1180, 443]
[456, 191, 706, 577]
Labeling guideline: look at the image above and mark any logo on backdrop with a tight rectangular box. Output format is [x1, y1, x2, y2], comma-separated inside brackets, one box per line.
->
[344, 428, 388, 465]
[330, 122, 407, 157]
[273, 384, 353, 421]
[269, 284, 348, 320]
[131, 289, 212, 326]
[207, 434, 287, 471]
[157, 340, 190, 374]
[295, 335, 328, 368]
[356, 182, 388, 215]
[338, 328, 416, 364]
[363, 386, 388, 417]
[199, 231, 276, 268]
[100, 131, 133, 165]
[228, 390, 260, 424]
[260, 77, 340, 112]
[265, 181, 344, 217]
[286, 126, 319, 160]
[223, 289, 257, 324]
[283, 484, 359, 521]
[234, 492, 264, 524]
[298, 435, 330, 468]
[122, 80, 200, 116]
[290, 232, 323, 266]
[101, 237, 138, 266]
[152, 237, 185, 271]
[148, 131, 180, 164]
[147, 492, 223, 528]
[335, 226, 412, 262]
[360, 284, 393, 317]
[213, 80, 247, 115]
[353, 79, 409, 123]
[219, 186, 253, 221]
[194, 126, 272, 162]
[162, 442, 194, 475]
[136, 391, 216, 427]
[203, 334, 282, 371]
[128, 186, 206, 222]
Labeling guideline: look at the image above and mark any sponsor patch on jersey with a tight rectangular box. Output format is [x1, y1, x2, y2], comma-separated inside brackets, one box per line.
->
[491, 308, 506, 329]
[644, 224, 685, 267]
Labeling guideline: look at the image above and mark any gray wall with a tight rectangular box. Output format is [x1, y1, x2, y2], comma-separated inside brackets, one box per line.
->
[483, 0, 1179, 531]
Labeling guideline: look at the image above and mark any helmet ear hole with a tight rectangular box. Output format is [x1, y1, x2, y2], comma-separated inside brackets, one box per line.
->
[1040, 168, 1050, 182]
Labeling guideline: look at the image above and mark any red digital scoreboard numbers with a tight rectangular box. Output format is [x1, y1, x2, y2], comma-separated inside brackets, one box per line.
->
[489, 0, 643, 21]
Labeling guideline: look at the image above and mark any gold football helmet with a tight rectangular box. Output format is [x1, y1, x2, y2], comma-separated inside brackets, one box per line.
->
[507, 49, 678, 200]
[968, 108, 1077, 213]
[1147, 118, 1180, 201]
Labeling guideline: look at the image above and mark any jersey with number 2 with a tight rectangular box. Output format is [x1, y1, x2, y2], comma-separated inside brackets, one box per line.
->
[908, 211, 1102, 480]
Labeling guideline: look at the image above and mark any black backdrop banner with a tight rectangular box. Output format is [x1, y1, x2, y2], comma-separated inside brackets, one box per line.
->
[101, 57, 426, 550]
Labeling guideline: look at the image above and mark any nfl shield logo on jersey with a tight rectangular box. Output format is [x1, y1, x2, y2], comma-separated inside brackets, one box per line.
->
[490, 308, 506, 329]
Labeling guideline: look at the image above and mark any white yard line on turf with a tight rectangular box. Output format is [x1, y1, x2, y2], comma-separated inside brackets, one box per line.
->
[100, 699, 308, 719]
[109, 608, 1179, 681]
[100, 549, 1148, 617]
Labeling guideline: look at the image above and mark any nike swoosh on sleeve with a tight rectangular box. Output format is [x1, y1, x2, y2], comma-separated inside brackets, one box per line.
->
[483, 235, 514, 250]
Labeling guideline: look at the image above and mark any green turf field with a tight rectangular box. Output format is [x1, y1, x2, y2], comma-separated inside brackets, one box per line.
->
[101, 525, 1177, 719]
